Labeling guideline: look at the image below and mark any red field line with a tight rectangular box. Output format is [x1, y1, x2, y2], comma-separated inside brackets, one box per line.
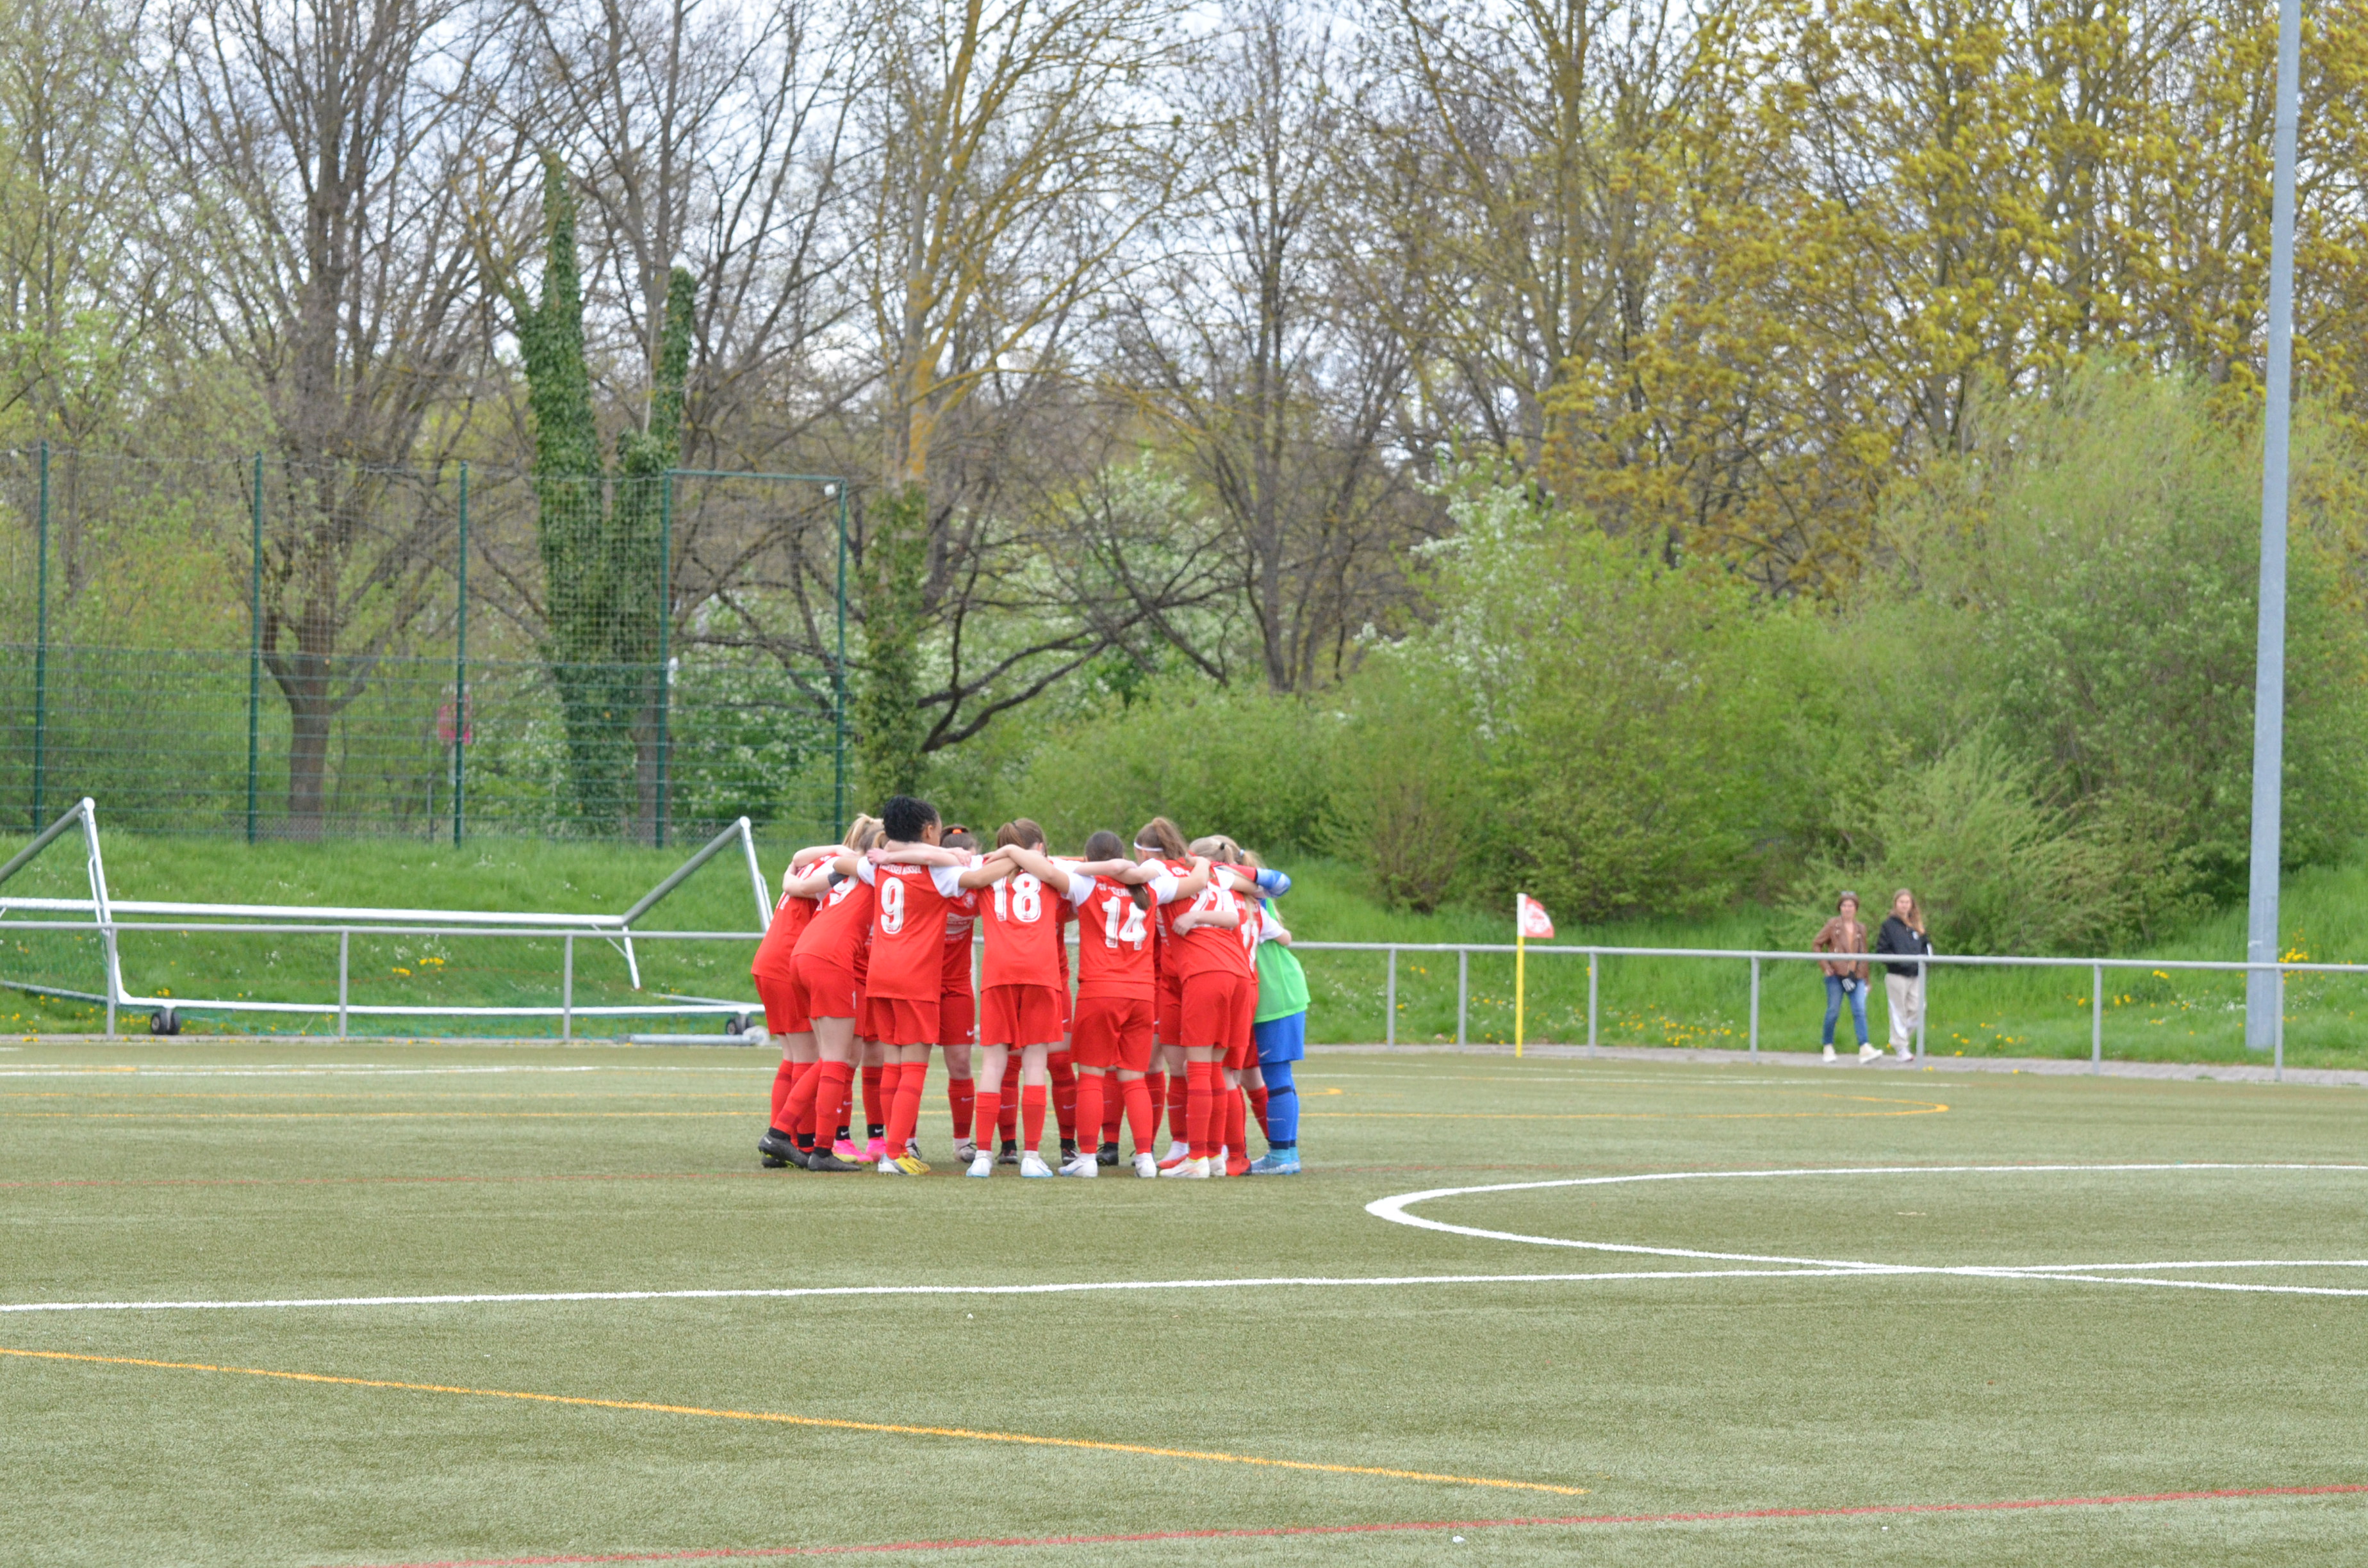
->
[329, 1484, 2368, 1567]
[0, 1170, 773, 1191]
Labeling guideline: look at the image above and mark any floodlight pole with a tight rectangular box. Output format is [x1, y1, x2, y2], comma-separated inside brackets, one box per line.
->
[2245, 0, 2303, 1051]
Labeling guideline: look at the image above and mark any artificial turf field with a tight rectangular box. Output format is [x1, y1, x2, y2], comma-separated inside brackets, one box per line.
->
[1, 1043, 2363, 1567]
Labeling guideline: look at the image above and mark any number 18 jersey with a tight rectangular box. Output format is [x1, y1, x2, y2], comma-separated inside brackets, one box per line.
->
[980, 869, 1070, 991]
[1068, 868, 1178, 1001]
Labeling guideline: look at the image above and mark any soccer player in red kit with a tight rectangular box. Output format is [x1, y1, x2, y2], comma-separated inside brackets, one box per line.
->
[753, 842, 840, 1168]
[848, 796, 1007, 1174]
[774, 816, 881, 1170]
[1158, 841, 1249, 1179]
[965, 819, 1074, 1177]
[1194, 835, 1265, 1176]
[937, 826, 983, 1162]
[999, 832, 1199, 1177]
[1134, 816, 1194, 1163]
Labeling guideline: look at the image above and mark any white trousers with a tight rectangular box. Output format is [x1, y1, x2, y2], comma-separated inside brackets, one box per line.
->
[1884, 972, 1923, 1047]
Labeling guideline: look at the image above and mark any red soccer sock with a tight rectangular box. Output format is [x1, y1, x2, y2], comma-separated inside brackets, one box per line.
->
[1048, 1052, 1078, 1143]
[768, 1060, 796, 1131]
[1165, 1072, 1190, 1148]
[861, 1065, 886, 1136]
[1020, 1083, 1048, 1152]
[1073, 1075, 1105, 1157]
[1100, 1077, 1122, 1145]
[1121, 1077, 1155, 1153]
[1185, 1061, 1217, 1159]
[973, 1089, 1002, 1151]
[948, 1075, 975, 1142]
[807, 1063, 853, 1150]
[1224, 1090, 1246, 1163]
[1249, 1085, 1270, 1140]
[998, 1089, 1019, 1143]
[886, 1061, 926, 1153]
[833, 1075, 856, 1146]
[785, 1061, 825, 1144]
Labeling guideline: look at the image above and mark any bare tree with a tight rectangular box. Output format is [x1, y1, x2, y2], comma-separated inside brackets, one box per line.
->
[154, 0, 518, 833]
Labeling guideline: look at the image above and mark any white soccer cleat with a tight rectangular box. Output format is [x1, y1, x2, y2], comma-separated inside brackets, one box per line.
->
[1210, 1146, 1230, 1177]
[1857, 1043, 1882, 1063]
[1162, 1139, 1190, 1163]
[1822, 1045, 1838, 1063]
[1158, 1156, 1210, 1179]
[1059, 1153, 1098, 1177]
[967, 1151, 994, 1178]
[1133, 1152, 1158, 1179]
[878, 1157, 901, 1173]
[1019, 1151, 1055, 1179]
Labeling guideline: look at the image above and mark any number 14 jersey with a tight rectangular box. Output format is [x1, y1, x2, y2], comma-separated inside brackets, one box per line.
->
[1068, 867, 1179, 1001]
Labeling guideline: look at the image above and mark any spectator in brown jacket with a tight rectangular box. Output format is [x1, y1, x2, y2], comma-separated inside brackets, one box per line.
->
[1813, 891, 1879, 1063]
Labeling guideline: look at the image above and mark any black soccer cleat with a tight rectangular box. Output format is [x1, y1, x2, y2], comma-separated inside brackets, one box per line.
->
[997, 1139, 1021, 1166]
[807, 1150, 864, 1172]
[758, 1129, 802, 1166]
[1097, 1140, 1120, 1167]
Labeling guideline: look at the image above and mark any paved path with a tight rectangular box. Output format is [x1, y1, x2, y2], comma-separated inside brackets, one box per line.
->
[1306, 1040, 2368, 1089]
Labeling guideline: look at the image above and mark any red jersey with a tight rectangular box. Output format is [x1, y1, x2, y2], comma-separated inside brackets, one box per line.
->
[942, 885, 979, 995]
[1169, 873, 1246, 981]
[1150, 857, 1194, 990]
[981, 866, 1071, 990]
[791, 872, 874, 970]
[1221, 866, 1262, 977]
[751, 889, 818, 985]
[1068, 867, 1177, 1001]
[860, 860, 966, 1001]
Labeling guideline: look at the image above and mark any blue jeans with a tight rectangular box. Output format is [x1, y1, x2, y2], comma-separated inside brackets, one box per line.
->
[1823, 976, 1870, 1046]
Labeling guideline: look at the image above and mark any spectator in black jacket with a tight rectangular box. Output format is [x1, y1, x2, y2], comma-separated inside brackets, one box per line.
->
[1874, 889, 1932, 1061]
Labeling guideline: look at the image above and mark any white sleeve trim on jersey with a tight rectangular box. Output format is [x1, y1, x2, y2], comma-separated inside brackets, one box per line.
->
[853, 856, 877, 886]
[1148, 870, 1180, 904]
[928, 863, 966, 897]
[1064, 869, 1098, 903]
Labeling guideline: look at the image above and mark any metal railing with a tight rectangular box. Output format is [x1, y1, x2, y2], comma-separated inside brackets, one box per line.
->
[1294, 942, 2335, 1082]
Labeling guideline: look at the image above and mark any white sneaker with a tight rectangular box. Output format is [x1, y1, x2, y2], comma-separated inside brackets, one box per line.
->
[1857, 1043, 1882, 1063]
[1895, 1045, 1914, 1061]
[1158, 1156, 1210, 1179]
[1822, 1045, 1838, 1063]
[966, 1152, 993, 1178]
[1058, 1152, 1098, 1177]
[954, 1139, 978, 1164]
[1162, 1139, 1190, 1163]
[1133, 1152, 1158, 1179]
[1019, 1151, 1054, 1179]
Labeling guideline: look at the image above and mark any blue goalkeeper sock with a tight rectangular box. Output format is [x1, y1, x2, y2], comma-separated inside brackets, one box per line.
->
[1263, 1057, 1297, 1148]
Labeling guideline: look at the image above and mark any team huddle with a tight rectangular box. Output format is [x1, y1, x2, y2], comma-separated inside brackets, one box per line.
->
[749, 794, 1310, 1179]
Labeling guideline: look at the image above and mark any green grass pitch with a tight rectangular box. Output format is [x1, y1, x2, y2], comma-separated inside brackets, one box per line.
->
[1, 1043, 2364, 1566]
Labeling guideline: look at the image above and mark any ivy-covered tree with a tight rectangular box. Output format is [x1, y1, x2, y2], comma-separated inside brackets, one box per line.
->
[498, 154, 695, 835]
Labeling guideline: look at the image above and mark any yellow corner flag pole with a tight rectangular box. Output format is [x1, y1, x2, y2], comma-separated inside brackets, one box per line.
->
[1515, 897, 1527, 1059]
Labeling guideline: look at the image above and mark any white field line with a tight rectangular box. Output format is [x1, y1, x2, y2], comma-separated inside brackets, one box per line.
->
[0, 1065, 759, 1079]
[0, 1270, 1878, 1314]
[1365, 1163, 2368, 1296]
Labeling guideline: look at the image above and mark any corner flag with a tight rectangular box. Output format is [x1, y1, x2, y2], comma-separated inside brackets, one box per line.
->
[1515, 894, 1553, 1056]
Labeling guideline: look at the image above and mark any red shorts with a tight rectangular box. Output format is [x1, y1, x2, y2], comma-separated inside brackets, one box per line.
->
[1178, 972, 1244, 1052]
[939, 987, 975, 1047]
[867, 995, 941, 1048]
[1226, 976, 1258, 1069]
[1156, 983, 1184, 1048]
[755, 971, 810, 1036]
[980, 983, 1065, 1047]
[1071, 996, 1155, 1072]
[792, 952, 860, 1022]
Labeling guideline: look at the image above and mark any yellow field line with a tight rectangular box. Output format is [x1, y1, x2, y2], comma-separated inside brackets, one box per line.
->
[0, 1346, 1588, 1498]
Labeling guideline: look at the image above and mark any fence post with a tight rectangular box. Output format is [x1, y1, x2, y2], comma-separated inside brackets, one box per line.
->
[1749, 956, 1759, 1059]
[2091, 961, 2103, 1073]
[1916, 964, 1928, 1061]
[451, 462, 468, 847]
[654, 470, 673, 849]
[1587, 951, 1598, 1056]
[831, 481, 849, 838]
[103, 923, 117, 1038]
[30, 441, 50, 830]
[562, 934, 575, 1040]
[1456, 949, 1468, 1045]
[247, 452, 263, 844]
[2274, 966, 2285, 1082]
[337, 929, 349, 1038]
[1385, 945, 1396, 1047]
